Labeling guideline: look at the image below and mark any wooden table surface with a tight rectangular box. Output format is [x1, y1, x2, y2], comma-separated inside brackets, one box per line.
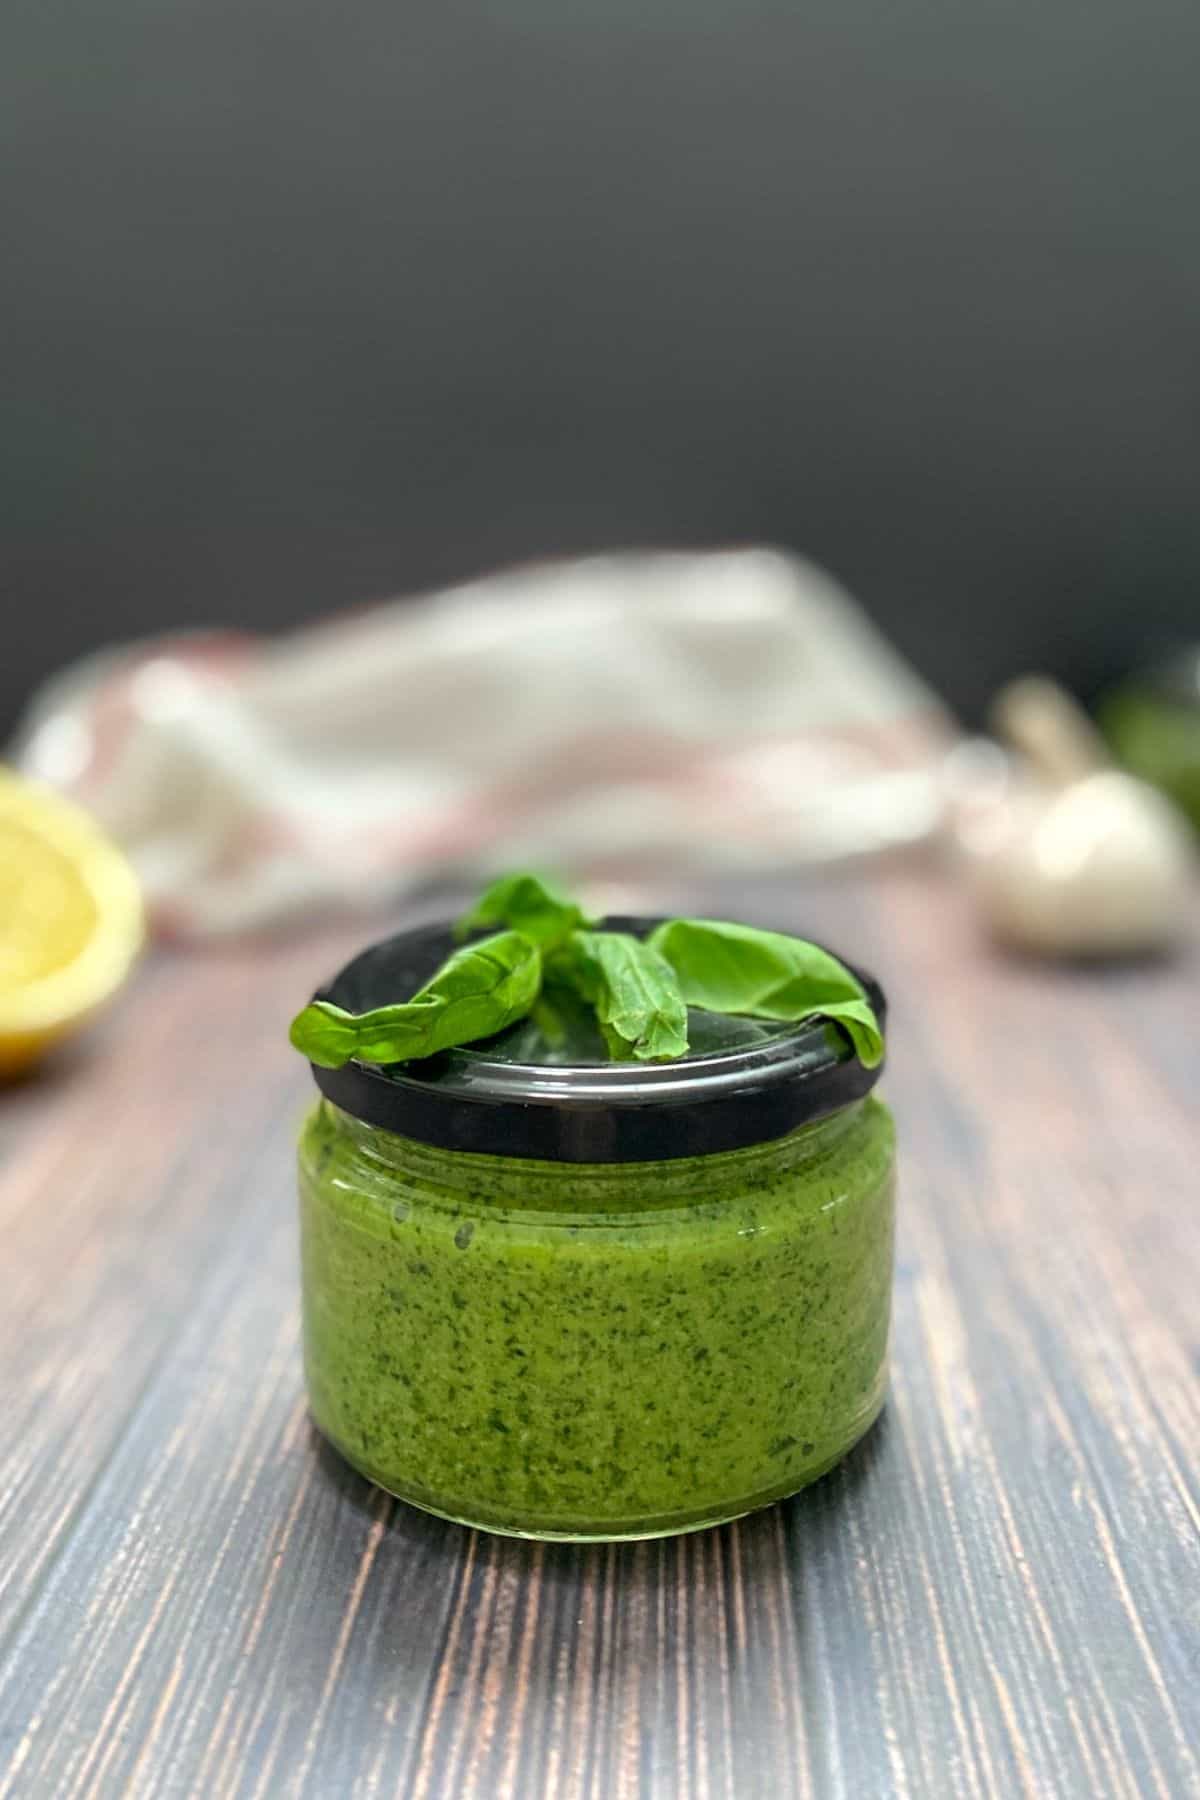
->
[1, 870, 1197, 1799]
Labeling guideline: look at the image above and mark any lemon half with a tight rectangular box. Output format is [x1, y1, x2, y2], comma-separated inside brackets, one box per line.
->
[0, 768, 144, 1074]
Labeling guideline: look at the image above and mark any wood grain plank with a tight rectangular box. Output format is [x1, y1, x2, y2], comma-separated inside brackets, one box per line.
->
[0, 940, 344, 1654]
[0, 872, 1196, 1798]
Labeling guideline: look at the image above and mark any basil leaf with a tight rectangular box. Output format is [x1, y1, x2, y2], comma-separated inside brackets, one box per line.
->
[647, 918, 884, 1068]
[289, 930, 542, 1068]
[529, 993, 568, 1049]
[287, 1000, 364, 1069]
[552, 930, 689, 1062]
[455, 872, 595, 952]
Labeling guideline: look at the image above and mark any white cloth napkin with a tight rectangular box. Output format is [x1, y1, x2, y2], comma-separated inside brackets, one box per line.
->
[15, 549, 951, 935]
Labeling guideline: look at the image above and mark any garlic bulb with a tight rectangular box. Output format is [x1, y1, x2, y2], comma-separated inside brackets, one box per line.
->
[952, 677, 1194, 957]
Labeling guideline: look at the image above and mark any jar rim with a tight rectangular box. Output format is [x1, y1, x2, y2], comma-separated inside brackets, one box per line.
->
[305, 917, 887, 1163]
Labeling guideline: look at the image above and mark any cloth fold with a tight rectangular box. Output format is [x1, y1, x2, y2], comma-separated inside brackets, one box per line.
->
[15, 549, 951, 936]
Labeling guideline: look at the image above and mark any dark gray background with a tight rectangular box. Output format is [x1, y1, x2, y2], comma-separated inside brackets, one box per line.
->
[5, 0, 1199, 734]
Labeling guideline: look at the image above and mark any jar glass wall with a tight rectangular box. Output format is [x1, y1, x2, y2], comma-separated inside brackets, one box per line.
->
[299, 1093, 895, 1541]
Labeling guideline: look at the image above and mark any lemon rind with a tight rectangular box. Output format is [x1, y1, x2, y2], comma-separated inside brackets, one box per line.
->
[0, 771, 145, 1034]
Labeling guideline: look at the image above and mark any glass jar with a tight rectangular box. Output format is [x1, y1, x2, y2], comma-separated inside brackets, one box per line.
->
[298, 921, 896, 1541]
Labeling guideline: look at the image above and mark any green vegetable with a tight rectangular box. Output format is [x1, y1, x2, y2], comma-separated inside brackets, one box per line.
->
[529, 993, 568, 1049]
[455, 872, 595, 952]
[289, 930, 542, 1068]
[647, 918, 883, 1068]
[290, 872, 884, 1071]
[550, 930, 689, 1062]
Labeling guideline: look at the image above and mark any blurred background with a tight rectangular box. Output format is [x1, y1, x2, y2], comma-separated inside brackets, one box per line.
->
[5, 0, 1200, 740]
[3, 0, 1200, 1030]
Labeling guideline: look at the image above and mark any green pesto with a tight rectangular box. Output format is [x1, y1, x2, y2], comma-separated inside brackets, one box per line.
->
[299, 1096, 895, 1539]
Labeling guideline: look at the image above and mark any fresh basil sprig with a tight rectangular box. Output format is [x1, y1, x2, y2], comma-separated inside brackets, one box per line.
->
[549, 930, 689, 1062]
[647, 918, 883, 1068]
[455, 872, 595, 952]
[290, 873, 884, 1071]
[289, 929, 542, 1068]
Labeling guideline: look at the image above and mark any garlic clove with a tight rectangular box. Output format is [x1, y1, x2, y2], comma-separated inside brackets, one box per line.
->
[963, 768, 1193, 956]
[951, 675, 1195, 957]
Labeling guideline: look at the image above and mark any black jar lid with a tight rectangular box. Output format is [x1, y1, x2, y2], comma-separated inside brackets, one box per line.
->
[304, 918, 887, 1164]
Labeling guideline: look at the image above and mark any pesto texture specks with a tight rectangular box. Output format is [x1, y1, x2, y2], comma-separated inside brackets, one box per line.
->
[299, 1098, 895, 1538]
